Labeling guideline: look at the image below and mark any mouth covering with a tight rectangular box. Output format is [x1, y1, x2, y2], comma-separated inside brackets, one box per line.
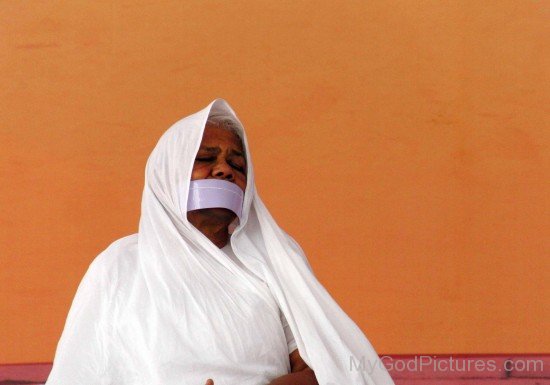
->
[186, 178, 244, 222]
[46, 98, 394, 385]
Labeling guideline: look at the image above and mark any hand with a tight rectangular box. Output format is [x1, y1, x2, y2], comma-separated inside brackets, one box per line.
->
[204, 379, 214, 385]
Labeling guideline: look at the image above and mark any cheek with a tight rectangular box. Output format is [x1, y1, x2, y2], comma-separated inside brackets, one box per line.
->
[236, 175, 247, 191]
[190, 164, 209, 180]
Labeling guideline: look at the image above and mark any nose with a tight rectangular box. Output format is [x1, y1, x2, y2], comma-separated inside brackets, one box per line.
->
[211, 159, 235, 182]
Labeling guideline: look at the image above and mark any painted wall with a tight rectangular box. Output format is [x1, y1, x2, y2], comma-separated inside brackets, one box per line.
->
[1, 1, 548, 363]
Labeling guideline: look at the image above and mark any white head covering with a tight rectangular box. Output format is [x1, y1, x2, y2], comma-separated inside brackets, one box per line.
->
[46, 98, 394, 385]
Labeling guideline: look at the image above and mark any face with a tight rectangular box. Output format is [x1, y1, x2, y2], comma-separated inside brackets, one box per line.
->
[191, 125, 247, 191]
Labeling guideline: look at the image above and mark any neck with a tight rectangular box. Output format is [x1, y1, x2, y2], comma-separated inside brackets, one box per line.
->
[187, 209, 234, 248]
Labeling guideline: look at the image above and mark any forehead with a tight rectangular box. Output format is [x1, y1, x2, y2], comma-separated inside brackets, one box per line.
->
[200, 125, 244, 150]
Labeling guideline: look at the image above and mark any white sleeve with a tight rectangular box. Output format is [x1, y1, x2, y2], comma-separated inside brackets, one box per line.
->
[279, 308, 298, 355]
[45, 258, 109, 385]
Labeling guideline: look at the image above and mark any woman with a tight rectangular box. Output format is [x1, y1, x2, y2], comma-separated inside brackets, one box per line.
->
[46, 99, 394, 385]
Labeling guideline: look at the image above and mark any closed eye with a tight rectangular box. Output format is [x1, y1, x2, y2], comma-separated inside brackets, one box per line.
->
[231, 163, 246, 173]
[196, 157, 245, 173]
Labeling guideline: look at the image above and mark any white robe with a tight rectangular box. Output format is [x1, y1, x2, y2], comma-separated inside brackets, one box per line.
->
[46, 99, 395, 385]
[220, 241, 299, 357]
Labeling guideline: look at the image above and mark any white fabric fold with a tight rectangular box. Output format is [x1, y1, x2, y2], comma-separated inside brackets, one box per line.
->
[46, 98, 394, 385]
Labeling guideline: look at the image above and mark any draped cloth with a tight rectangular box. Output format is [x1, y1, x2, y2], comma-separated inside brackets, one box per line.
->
[46, 99, 395, 385]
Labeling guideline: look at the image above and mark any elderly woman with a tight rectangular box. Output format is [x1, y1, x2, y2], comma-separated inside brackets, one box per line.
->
[46, 99, 394, 385]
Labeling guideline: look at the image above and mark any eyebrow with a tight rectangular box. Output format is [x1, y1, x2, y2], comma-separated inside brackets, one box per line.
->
[199, 146, 245, 158]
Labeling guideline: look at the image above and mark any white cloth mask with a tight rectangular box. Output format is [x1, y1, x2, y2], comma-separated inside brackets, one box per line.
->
[186, 178, 244, 222]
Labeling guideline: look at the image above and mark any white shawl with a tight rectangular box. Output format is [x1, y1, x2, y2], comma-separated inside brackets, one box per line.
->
[46, 99, 394, 385]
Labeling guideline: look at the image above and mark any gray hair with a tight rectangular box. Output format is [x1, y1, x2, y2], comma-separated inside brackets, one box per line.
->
[205, 113, 244, 143]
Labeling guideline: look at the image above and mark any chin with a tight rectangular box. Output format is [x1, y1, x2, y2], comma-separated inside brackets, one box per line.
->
[200, 207, 236, 221]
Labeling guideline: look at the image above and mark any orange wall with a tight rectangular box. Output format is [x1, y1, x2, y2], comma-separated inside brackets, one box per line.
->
[1, 1, 548, 363]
